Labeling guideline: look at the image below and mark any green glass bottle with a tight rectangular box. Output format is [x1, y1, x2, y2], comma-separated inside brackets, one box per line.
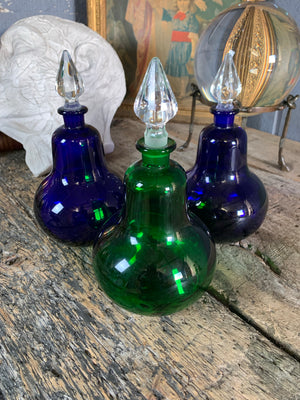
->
[93, 58, 216, 315]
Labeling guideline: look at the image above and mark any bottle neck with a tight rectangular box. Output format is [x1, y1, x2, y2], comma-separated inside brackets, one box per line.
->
[193, 117, 248, 176]
[124, 138, 188, 231]
[212, 107, 238, 128]
[137, 137, 176, 168]
[58, 105, 88, 129]
[52, 107, 107, 181]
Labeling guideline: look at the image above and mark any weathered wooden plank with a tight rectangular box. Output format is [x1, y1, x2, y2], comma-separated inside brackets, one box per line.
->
[108, 119, 300, 354]
[0, 118, 299, 399]
[211, 168, 300, 358]
[0, 184, 299, 399]
[1, 119, 300, 358]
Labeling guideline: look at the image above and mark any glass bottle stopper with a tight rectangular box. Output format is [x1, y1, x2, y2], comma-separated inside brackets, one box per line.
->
[210, 50, 242, 110]
[56, 49, 84, 110]
[134, 57, 178, 148]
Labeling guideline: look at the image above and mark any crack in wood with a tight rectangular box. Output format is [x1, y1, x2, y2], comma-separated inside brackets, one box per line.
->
[207, 286, 300, 363]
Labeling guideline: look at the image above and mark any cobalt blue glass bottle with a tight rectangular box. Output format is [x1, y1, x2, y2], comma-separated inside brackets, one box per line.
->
[34, 50, 125, 246]
[187, 51, 268, 243]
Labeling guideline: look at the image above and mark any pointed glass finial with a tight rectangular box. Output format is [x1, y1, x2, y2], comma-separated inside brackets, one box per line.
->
[56, 50, 84, 110]
[210, 50, 242, 110]
[134, 57, 178, 148]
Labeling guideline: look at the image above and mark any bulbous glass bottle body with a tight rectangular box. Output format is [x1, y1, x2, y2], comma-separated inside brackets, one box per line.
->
[93, 139, 216, 316]
[34, 107, 125, 246]
[187, 109, 268, 243]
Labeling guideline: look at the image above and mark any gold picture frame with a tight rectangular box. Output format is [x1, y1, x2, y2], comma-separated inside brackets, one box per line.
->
[86, 0, 235, 124]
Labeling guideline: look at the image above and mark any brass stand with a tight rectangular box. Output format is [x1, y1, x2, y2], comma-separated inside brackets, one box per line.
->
[179, 84, 299, 172]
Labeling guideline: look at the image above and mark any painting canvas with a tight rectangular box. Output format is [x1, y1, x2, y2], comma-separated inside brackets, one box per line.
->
[87, 0, 238, 122]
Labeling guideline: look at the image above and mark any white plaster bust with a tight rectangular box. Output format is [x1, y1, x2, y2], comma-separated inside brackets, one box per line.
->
[0, 15, 126, 176]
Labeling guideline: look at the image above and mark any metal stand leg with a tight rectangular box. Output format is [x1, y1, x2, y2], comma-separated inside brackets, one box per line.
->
[178, 84, 201, 151]
[179, 84, 298, 170]
[278, 94, 298, 172]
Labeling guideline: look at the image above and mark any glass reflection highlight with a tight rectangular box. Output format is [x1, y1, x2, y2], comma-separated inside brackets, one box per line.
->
[93, 139, 216, 315]
[187, 108, 268, 243]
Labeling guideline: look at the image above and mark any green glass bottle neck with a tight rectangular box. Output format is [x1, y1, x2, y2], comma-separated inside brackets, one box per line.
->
[123, 137, 188, 232]
[136, 137, 176, 168]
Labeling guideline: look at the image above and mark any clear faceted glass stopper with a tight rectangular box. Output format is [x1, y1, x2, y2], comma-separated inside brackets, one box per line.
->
[56, 50, 84, 109]
[134, 57, 178, 148]
[210, 50, 242, 110]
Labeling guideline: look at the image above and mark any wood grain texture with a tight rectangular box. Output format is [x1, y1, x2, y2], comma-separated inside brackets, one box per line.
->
[0, 118, 299, 399]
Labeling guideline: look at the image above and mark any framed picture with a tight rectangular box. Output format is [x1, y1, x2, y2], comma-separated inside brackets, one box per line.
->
[87, 0, 237, 123]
